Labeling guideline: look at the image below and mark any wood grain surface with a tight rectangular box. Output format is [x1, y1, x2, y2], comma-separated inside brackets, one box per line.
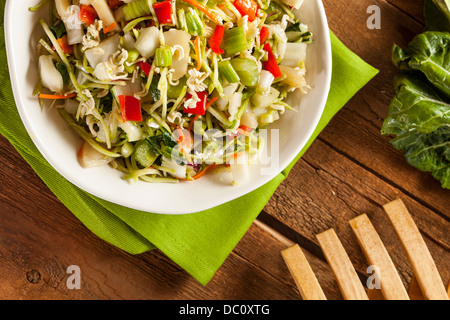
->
[0, 0, 448, 300]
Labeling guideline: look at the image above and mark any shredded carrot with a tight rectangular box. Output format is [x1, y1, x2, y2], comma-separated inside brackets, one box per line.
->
[232, 151, 244, 159]
[218, 4, 226, 10]
[176, 128, 192, 147]
[39, 93, 77, 99]
[180, 0, 221, 24]
[192, 163, 218, 180]
[180, 163, 219, 181]
[187, 114, 200, 133]
[103, 22, 117, 34]
[166, 121, 178, 129]
[176, 128, 184, 144]
[205, 96, 218, 109]
[180, 147, 193, 164]
[175, 127, 193, 164]
[175, 126, 193, 145]
[194, 36, 202, 71]
[77, 142, 85, 158]
[187, 96, 218, 133]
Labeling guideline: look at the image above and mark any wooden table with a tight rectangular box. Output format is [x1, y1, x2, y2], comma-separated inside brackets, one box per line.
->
[0, 0, 448, 300]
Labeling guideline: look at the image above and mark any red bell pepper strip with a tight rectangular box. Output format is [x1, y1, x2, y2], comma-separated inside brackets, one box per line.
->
[153, 0, 172, 25]
[183, 91, 208, 115]
[137, 61, 152, 77]
[79, 4, 98, 26]
[262, 43, 282, 78]
[108, 0, 124, 9]
[208, 25, 225, 55]
[233, 0, 259, 22]
[259, 26, 269, 44]
[118, 95, 143, 122]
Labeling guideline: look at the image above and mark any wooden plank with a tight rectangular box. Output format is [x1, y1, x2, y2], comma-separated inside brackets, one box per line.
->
[319, 110, 450, 219]
[367, 288, 384, 300]
[383, 199, 449, 300]
[0, 137, 309, 300]
[408, 275, 425, 300]
[448, 280, 450, 298]
[212, 223, 326, 300]
[385, 0, 425, 24]
[262, 0, 450, 293]
[0, 196, 303, 299]
[320, 0, 450, 219]
[253, 219, 294, 247]
[349, 214, 409, 300]
[0, 0, 446, 301]
[264, 138, 450, 287]
[281, 244, 327, 300]
[250, 220, 343, 299]
[316, 229, 369, 300]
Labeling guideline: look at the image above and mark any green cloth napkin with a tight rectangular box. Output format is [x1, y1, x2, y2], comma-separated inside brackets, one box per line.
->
[0, 2, 378, 285]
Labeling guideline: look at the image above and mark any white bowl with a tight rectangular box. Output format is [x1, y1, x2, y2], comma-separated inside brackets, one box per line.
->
[5, 0, 331, 214]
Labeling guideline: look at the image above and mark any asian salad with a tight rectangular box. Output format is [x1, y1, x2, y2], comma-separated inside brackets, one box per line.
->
[31, 0, 312, 184]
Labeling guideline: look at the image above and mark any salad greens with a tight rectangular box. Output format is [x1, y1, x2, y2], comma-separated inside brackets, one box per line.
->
[381, 0, 450, 189]
[392, 32, 450, 98]
[383, 73, 450, 136]
[31, 0, 311, 184]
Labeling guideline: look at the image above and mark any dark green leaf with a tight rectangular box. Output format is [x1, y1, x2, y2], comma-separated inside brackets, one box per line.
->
[55, 62, 69, 86]
[148, 134, 163, 155]
[161, 128, 178, 148]
[163, 145, 187, 165]
[382, 72, 450, 136]
[424, 0, 450, 32]
[392, 32, 450, 98]
[383, 2, 450, 190]
[286, 22, 302, 32]
[149, 74, 161, 101]
[391, 44, 412, 70]
[50, 21, 66, 39]
[99, 92, 113, 114]
[381, 73, 450, 189]
[146, 128, 187, 164]
[390, 127, 450, 189]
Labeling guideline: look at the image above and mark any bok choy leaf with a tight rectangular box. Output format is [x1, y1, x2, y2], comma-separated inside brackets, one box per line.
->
[381, 73, 450, 189]
[392, 32, 450, 98]
[382, 2, 450, 189]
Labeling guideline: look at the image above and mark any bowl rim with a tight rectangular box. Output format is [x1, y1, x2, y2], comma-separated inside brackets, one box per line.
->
[4, 0, 332, 215]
